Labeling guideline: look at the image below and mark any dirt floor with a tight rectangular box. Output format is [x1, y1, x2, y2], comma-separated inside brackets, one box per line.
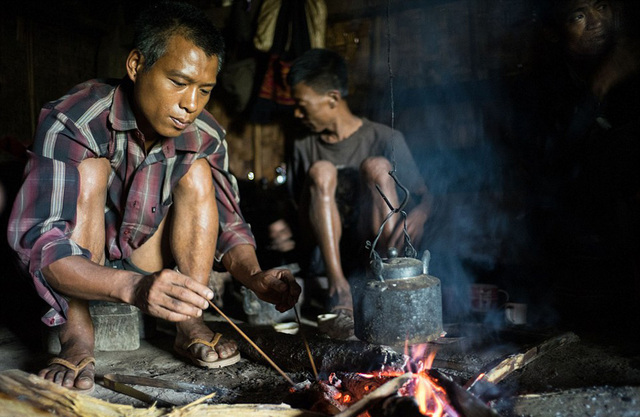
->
[1, 277, 640, 416]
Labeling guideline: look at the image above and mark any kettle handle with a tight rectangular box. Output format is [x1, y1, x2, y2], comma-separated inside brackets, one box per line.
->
[366, 170, 417, 266]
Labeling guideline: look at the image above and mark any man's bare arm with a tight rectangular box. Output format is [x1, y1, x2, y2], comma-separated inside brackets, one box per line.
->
[43, 256, 213, 322]
[222, 244, 301, 311]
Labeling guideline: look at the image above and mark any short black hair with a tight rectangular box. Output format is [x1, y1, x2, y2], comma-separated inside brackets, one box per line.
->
[287, 48, 349, 97]
[133, 1, 225, 72]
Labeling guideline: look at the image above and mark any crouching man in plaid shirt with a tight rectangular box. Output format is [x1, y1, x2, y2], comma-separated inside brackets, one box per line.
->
[7, 1, 300, 393]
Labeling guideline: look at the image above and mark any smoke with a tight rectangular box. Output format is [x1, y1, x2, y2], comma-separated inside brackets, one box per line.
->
[356, 0, 560, 328]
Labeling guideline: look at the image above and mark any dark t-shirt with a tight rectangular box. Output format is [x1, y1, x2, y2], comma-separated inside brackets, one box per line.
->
[288, 118, 427, 275]
[289, 117, 426, 205]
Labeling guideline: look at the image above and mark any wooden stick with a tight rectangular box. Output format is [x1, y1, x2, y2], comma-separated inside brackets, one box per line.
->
[0, 369, 327, 417]
[294, 307, 319, 380]
[207, 300, 295, 386]
[333, 373, 413, 417]
[464, 331, 579, 390]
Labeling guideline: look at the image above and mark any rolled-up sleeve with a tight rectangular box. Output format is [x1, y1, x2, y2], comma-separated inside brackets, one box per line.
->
[7, 109, 99, 324]
[9, 152, 92, 273]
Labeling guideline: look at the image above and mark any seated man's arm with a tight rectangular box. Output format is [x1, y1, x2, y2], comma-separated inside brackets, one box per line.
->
[201, 134, 300, 312]
[221, 244, 301, 312]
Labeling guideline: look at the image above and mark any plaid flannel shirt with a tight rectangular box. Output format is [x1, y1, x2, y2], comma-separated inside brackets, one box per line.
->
[7, 78, 255, 326]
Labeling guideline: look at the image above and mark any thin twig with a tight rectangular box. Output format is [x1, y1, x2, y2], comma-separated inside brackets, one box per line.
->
[294, 307, 319, 380]
[207, 300, 295, 386]
[164, 392, 216, 416]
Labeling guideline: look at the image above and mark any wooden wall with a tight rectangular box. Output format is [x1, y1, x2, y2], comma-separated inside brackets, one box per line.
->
[213, 0, 540, 182]
[1, 0, 538, 183]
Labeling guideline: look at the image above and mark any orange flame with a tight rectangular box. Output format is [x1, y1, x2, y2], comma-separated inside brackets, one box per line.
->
[410, 345, 454, 416]
[413, 372, 449, 416]
[359, 345, 456, 416]
[314, 343, 458, 416]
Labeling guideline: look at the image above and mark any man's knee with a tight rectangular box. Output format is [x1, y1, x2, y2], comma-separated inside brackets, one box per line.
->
[77, 158, 111, 205]
[360, 157, 392, 183]
[308, 160, 338, 191]
[75, 158, 111, 263]
[174, 158, 214, 202]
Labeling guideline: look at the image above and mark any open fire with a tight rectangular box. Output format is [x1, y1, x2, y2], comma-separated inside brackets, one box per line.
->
[349, 345, 459, 416]
[290, 343, 474, 417]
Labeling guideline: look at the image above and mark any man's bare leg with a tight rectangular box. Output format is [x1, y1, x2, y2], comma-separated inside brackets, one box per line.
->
[307, 161, 353, 314]
[39, 157, 110, 391]
[131, 158, 236, 363]
[360, 157, 401, 251]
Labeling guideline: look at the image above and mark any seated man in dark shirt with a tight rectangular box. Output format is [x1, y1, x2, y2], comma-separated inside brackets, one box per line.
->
[7, 1, 300, 392]
[286, 49, 431, 336]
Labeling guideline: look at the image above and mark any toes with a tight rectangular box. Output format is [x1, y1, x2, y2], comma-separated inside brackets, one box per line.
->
[190, 338, 237, 361]
[52, 369, 66, 385]
[40, 362, 95, 391]
[75, 369, 94, 390]
[62, 371, 77, 388]
[192, 343, 219, 362]
[75, 363, 95, 390]
[38, 368, 50, 380]
[216, 339, 237, 359]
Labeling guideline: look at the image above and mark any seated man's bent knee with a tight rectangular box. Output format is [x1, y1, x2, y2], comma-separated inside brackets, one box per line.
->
[308, 161, 338, 188]
[360, 157, 392, 182]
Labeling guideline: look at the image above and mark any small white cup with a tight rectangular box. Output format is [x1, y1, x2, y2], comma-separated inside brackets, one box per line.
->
[273, 322, 299, 334]
[505, 303, 527, 325]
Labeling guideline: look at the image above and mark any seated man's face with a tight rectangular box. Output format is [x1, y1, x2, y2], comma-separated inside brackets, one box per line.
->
[130, 35, 219, 140]
[291, 82, 334, 134]
[561, 0, 613, 57]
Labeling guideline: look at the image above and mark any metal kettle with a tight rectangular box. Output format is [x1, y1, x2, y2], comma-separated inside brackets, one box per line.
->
[354, 248, 443, 345]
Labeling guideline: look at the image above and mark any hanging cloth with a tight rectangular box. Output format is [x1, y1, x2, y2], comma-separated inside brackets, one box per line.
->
[305, 0, 327, 49]
[253, 0, 281, 53]
[250, 0, 326, 123]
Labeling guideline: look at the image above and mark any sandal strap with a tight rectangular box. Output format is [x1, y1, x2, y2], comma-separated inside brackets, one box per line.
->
[48, 357, 96, 373]
[185, 333, 222, 350]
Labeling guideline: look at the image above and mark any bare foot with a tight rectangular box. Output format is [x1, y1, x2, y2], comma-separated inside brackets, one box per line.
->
[328, 281, 354, 318]
[39, 320, 96, 392]
[174, 317, 238, 364]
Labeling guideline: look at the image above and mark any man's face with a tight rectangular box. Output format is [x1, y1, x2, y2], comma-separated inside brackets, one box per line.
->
[561, 0, 613, 56]
[129, 35, 218, 140]
[291, 82, 334, 133]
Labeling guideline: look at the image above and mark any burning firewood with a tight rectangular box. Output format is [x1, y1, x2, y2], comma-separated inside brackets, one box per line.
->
[332, 373, 414, 417]
[287, 368, 499, 416]
[428, 369, 500, 417]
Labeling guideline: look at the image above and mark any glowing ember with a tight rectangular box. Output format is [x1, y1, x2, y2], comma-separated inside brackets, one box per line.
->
[353, 345, 459, 416]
